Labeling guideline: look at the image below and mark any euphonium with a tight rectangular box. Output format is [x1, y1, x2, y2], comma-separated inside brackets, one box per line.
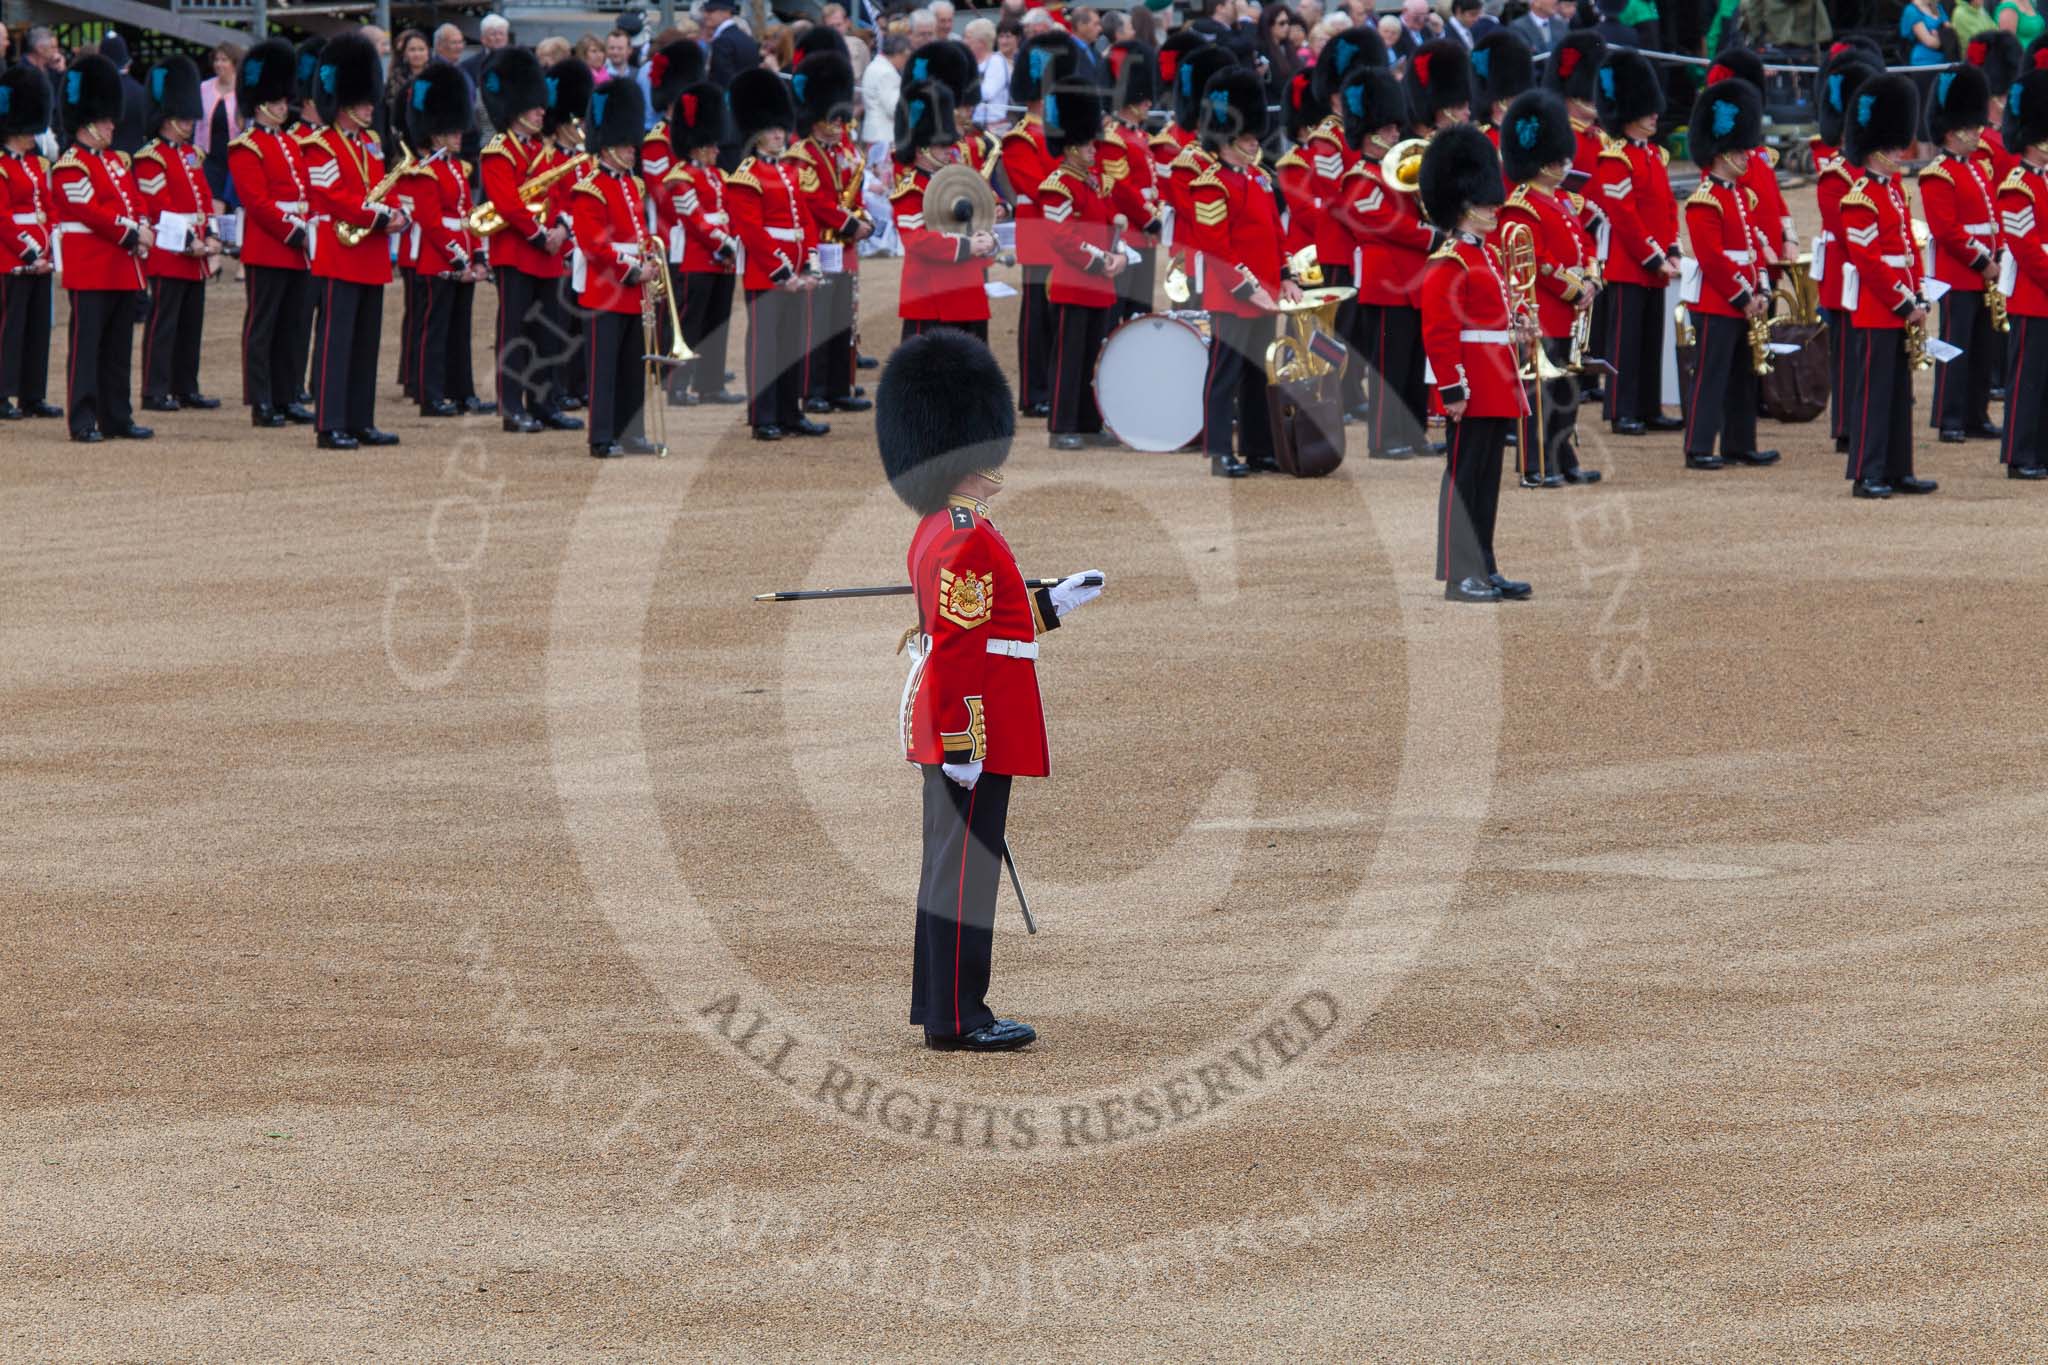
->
[468, 152, 591, 236]
[336, 142, 417, 247]
[1263, 288, 1347, 385]
[1769, 254, 1821, 326]
[1380, 137, 1428, 193]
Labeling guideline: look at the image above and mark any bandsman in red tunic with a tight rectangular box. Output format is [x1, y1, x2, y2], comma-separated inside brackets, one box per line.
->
[1591, 50, 1683, 436]
[1098, 41, 1166, 322]
[1418, 125, 1531, 603]
[1543, 31, 1612, 403]
[0, 67, 59, 422]
[1996, 68, 2048, 479]
[1967, 33, 2024, 184]
[1496, 90, 1601, 487]
[226, 39, 314, 428]
[399, 64, 488, 418]
[788, 53, 874, 416]
[570, 78, 661, 458]
[1920, 65, 2005, 445]
[287, 38, 328, 412]
[1702, 51, 1798, 280]
[1002, 33, 1075, 417]
[1839, 74, 1935, 499]
[663, 80, 744, 407]
[1301, 27, 1386, 416]
[878, 330, 1105, 1053]
[52, 55, 153, 444]
[1812, 52, 1880, 451]
[481, 48, 580, 435]
[639, 38, 704, 406]
[537, 59, 595, 415]
[891, 82, 998, 343]
[1036, 83, 1126, 449]
[1161, 44, 1236, 309]
[1474, 29, 1536, 184]
[727, 68, 826, 442]
[1149, 32, 1205, 171]
[1679, 80, 1781, 472]
[135, 57, 225, 415]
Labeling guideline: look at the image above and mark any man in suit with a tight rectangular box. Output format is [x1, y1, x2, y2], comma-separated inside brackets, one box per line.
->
[1510, 0, 1571, 52]
[708, 0, 759, 87]
[1447, 0, 1485, 47]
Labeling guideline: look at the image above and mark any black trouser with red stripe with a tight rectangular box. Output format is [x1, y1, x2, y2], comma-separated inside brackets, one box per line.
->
[585, 308, 645, 447]
[1822, 304, 1849, 442]
[745, 285, 806, 430]
[65, 289, 137, 438]
[1931, 289, 1994, 434]
[901, 317, 987, 343]
[1437, 415, 1508, 584]
[396, 267, 417, 398]
[2001, 314, 2048, 470]
[1681, 313, 1759, 460]
[1016, 264, 1052, 410]
[1519, 336, 1582, 478]
[1603, 281, 1666, 424]
[675, 270, 736, 397]
[1356, 302, 1428, 456]
[495, 265, 555, 421]
[312, 278, 382, 434]
[0, 270, 53, 408]
[243, 264, 311, 411]
[1201, 310, 1276, 462]
[1115, 245, 1157, 324]
[142, 276, 205, 402]
[1048, 300, 1109, 436]
[414, 276, 478, 408]
[803, 269, 857, 402]
[1844, 325, 1915, 484]
[909, 764, 1012, 1040]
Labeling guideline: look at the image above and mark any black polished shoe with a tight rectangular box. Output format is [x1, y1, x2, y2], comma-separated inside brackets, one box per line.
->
[831, 395, 874, 412]
[790, 418, 830, 436]
[283, 403, 315, 425]
[502, 413, 543, 434]
[1563, 467, 1602, 484]
[1852, 479, 1892, 499]
[620, 437, 663, 455]
[1726, 449, 1780, 466]
[856, 354, 879, 370]
[250, 405, 288, 428]
[1938, 428, 1968, 444]
[1542, 473, 1566, 488]
[752, 425, 785, 441]
[1968, 422, 2004, 439]
[353, 427, 400, 447]
[71, 428, 103, 444]
[317, 430, 359, 450]
[853, 385, 868, 399]
[925, 1019, 1037, 1052]
[1427, 440, 1448, 455]
[108, 423, 153, 440]
[25, 400, 62, 419]
[1488, 572, 1533, 600]
[141, 395, 181, 413]
[293, 389, 313, 408]
[724, 370, 737, 383]
[177, 393, 222, 410]
[1613, 418, 1647, 436]
[669, 389, 701, 407]
[556, 395, 585, 411]
[702, 389, 747, 405]
[536, 408, 585, 431]
[1024, 401, 1051, 419]
[1646, 414, 1685, 432]
[1893, 475, 1938, 494]
[1989, 386, 2009, 402]
[1049, 433, 1085, 450]
[589, 441, 623, 458]
[2008, 464, 2048, 480]
[419, 399, 459, 417]
[1518, 474, 1545, 489]
[1211, 453, 1250, 478]
[1685, 453, 1725, 470]
[1082, 431, 1119, 448]
[1444, 575, 1503, 603]
[1368, 446, 1415, 461]
[0, 402, 21, 421]
[803, 397, 834, 414]
[461, 397, 497, 415]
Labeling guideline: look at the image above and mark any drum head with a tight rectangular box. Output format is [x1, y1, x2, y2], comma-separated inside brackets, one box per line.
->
[1094, 313, 1210, 452]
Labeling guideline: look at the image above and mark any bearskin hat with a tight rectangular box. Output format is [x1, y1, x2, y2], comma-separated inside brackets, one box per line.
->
[294, 37, 326, 110]
[1106, 41, 1156, 109]
[481, 47, 548, 131]
[2006, 67, 2048, 150]
[1155, 29, 1210, 102]
[60, 55, 124, 135]
[648, 39, 706, 113]
[667, 80, 728, 152]
[587, 71, 647, 153]
[2028, 33, 2048, 73]
[1689, 77, 1762, 169]
[893, 80, 958, 157]
[1418, 121, 1504, 230]
[1406, 38, 1472, 128]
[1929, 65, 1991, 142]
[1499, 89, 1574, 183]
[312, 32, 380, 125]
[1173, 43, 1238, 132]
[1282, 68, 1319, 139]
[792, 52, 856, 131]
[877, 330, 1014, 517]
[1704, 47, 1764, 92]
[0, 66, 52, 139]
[1842, 72, 1920, 163]
[405, 62, 473, 146]
[1311, 23, 1388, 107]
[1966, 30, 2023, 92]
[1339, 65, 1408, 151]
[1196, 66, 1267, 151]
[792, 25, 849, 66]
[1044, 81, 1106, 153]
[143, 55, 203, 134]
[907, 40, 976, 105]
[544, 58, 595, 136]
[1594, 48, 1663, 136]
[1816, 56, 1877, 148]
[1014, 31, 1078, 105]
[1546, 31, 1605, 104]
[730, 67, 796, 143]
[1472, 30, 1533, 115]
[236, 39, 296, 117]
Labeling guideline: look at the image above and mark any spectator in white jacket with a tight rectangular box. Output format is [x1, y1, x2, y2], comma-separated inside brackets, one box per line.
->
[964, 18, 1011, 131]
[860, 34, 914, 255]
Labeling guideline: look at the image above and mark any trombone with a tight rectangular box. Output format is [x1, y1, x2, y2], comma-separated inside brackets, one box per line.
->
[1501, 223, 1569, 481]
[640, 235, 693, 456]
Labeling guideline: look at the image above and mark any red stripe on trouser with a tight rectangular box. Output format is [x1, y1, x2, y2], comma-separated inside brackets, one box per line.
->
[953, 783, 977, 1037]
[1441, 419, 1461, 580]
[1933, 300, 1949, 422]
[1853, 329, 1874, 480]
[317, 280, 335, 428]
[1684, 317, 1712, 452]
[242, 275, 255, 404]
[1200, 322, 1221, 451]
[1372, 310, 1387, 450]
[2005, 322, 2026, 467]
[66, 294, 78, 423]
[415, 286, 435, 398]
[1050, 307, 1065, 429]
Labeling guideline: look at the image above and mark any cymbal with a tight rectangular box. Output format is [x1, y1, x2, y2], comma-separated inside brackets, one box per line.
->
[923, 163, 996, 238]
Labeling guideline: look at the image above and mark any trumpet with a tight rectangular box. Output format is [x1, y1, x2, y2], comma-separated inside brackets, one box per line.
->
[1380, 137, 1428, 194]
[468, 153, 591, 236]
[1674, 302, 1695, 350]
[336, 142, 417, 247]
[1165, 260, 1192, 305]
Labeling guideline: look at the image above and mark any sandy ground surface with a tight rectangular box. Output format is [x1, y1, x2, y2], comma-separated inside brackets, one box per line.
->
[4, 261, 2046, 1360]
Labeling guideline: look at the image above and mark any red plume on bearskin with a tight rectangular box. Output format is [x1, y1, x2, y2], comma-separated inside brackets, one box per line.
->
[1557, 46, 1579, 79]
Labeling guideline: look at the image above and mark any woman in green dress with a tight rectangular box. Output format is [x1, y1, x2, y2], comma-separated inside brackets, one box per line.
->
[1997, 0, 2044, 48]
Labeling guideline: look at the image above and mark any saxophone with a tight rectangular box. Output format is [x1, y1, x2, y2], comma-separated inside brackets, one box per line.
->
[336, 142, 417, 247]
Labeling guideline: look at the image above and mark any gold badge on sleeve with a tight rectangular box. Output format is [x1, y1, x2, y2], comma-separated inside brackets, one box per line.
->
[938, 568, 994, 630]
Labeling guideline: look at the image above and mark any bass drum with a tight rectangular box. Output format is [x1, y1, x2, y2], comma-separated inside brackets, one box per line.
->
[1094, 312, 1209, 452]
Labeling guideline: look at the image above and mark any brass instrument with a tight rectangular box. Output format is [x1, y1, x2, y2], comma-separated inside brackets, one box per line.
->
[1989, 277, 2011, 334]
[1568, 262, 1602, 372]
[1503, 224, 1566, 481]
[468, 152, 591, 236]
[1674, 303, 1696, 350]
[639, 234, 692, 456]
[1379, 137, 1428, 194]
[1285, 245, 1323, 288]
[1263, 285, 1355, 385]
[1905, 313, 1935, 371]
[1769, 254, 1821, 327]
[336, 142, 417, 247]
[1747, 310, 1776, 377]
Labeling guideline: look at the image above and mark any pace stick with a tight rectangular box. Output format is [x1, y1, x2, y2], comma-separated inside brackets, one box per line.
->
[753, 572, 1102, 603]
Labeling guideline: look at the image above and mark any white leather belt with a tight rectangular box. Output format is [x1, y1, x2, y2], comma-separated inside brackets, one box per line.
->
[441, 216, 466, 231]
[1818, 231, 1836, 241]
[1880, 253, 1913, 267]
[704, 211, 728, 224]
[615, 243, 641, 261]
[10, 212, 41, 225]
[767, 226, 799, 241]
[1459, 328, 1513, 343]
[1726, 250, 1752, 263]
[985, 638, 1038, 659]
[51, 222, 83, 234]
[276, 200, 306, 212]
[1967, 223, 1995, 236]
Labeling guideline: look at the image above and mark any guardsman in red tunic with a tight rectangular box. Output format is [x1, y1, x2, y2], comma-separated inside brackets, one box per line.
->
[481, 48, 580, 435]
[1497, 90, 1602, 487]
[878, 330, 1106, 1053]
[303, 33, 410, 450]
[1150, 31, 1205, 171]
[1813, 52, 1880, 452]
[1419, 126, 1531, 604]
[1002, 33, 1074, 417]
[642, 39, 705, 406]
[727, 68, 825, 442]
[1274, 77, 1321, 263]
[891, 82, 998, 342]
[1037, 83, 1125, 449]
[1475, 29, 1535, 190]
[1839, 74, 1935, 499]
[788, 54, 874, 416]
[1544, 31, 1612, 402]
[1302, 28, 1386, 415]
[52, 56, 153, 444]
[1335, 65, 1442, 459]
[1185, 68, 1298, 479]
[227, 40, 313, 428]
[1162, 44, 1235, 309]
[570, 79, 660, 458]
[400, 64, 487, 418]
[287, 38, 328, 411]
[1968, 33, 2024, 184]
[1921, 66, 2005, 444]
[1592, 50, 1684, 436]
[135, 57, 225, 415]
[1702, 51, 1798, 278]
[0, 67, 59, 421]
[664, 80, 744, 407]
[1680, 81, 1781, 473]
[1099, 41, 1166, 322]
[1996, 69, 2048, 479]
[537, 59, 594, 415]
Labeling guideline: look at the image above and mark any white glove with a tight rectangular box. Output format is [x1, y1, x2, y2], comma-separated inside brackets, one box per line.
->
[942, 760, 983, 789]
[1049, 570, 1105, 619]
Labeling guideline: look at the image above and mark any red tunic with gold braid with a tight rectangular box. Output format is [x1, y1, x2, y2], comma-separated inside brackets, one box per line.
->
[1420, 234, 1528, 418]
[725, 152, 815, 291]
[134, 137, 216, 281]
[1919, 149, 1999, 295]
[1841, 171, 1924, 330]
[1683, 175, 1767, 319]
[0, 148, 53, 274]
[1498, 182, 1596, 338]
[303, 124, 397, 286]
[227, 124, 311, 271]
[570, 162, 652, 315]
[50, 146, 146, 291]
